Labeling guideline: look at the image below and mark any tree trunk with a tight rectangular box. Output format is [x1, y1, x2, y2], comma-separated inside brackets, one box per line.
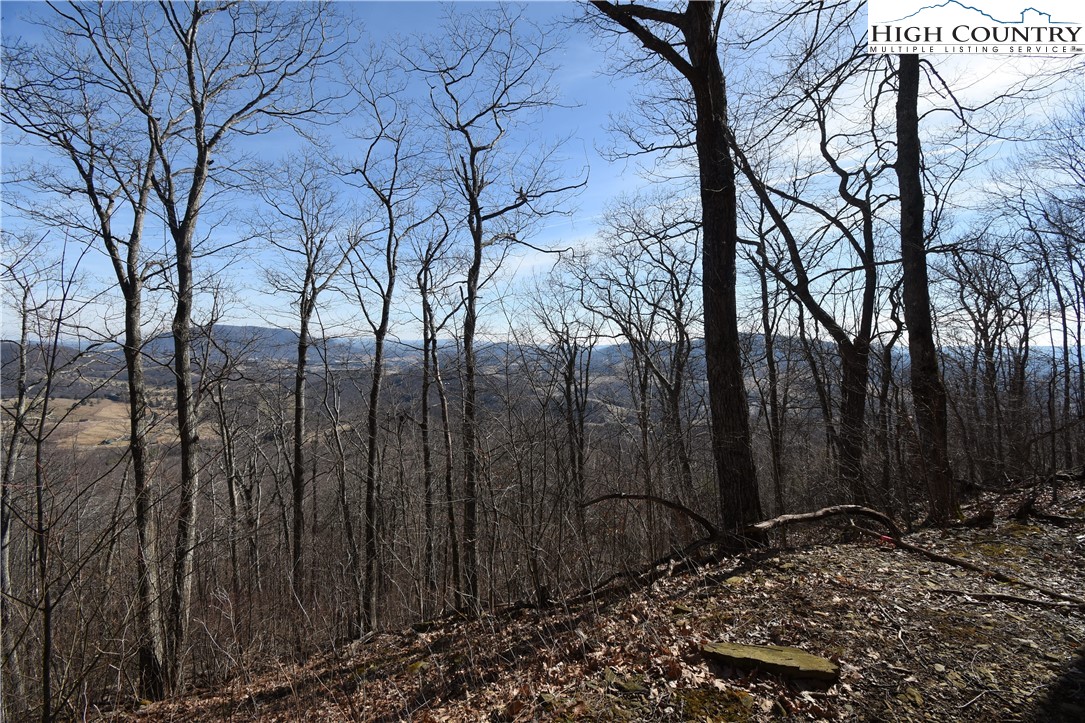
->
[419, 279, 438, 615]
[756, 251, 786, 518]
[165, 222, 200, 689]
[322, 376, 362, 635]
[363, 316, 389, 630]
[124, 287, 167, 699]
[838, 342, 871, 505]
[462, 208, 483, 607]
[432, 338, 462, 612]
[895, 54, 957, 524]
[685, 4, 763, 537]
[292, 311, 310, 600]
[2, 288, 31, 713]
[34, 401, 53, 723]
[213, 380, 243, 604]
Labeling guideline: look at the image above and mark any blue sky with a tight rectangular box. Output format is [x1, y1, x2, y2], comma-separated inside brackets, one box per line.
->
[1, 2, 650, 339]
[2, 2, 1081, 342]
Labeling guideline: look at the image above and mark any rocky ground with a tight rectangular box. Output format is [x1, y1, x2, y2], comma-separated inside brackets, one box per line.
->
[115, 476, 1085, 722]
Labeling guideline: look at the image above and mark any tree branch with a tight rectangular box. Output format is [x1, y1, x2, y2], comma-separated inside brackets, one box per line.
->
[583, 492, 718, 539]
[589, 1, 694, 80]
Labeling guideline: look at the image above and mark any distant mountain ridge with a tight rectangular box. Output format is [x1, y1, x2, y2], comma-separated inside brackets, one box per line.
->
[140, 324, 426, 361]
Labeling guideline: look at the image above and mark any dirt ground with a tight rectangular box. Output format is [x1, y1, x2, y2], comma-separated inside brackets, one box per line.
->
[110, 477, 1085, 722]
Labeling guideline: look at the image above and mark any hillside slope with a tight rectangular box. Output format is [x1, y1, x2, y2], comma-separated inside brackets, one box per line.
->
[115, 481, 1084, 722]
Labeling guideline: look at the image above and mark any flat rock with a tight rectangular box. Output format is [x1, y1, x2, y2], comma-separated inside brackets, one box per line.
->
[702, 641, 839, 682]
[604, 666, 646, 693]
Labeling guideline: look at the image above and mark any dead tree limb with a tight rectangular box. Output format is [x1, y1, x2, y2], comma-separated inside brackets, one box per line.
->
[578, 496, 1083, 615]
[748, 504, 903, 540]
[583, 493, 719, 539]
[931, 588, 1077, 612]
[1011, 494, 1085, 526]
[583, 498, 904, 547]
[854, 526, 1085, 609]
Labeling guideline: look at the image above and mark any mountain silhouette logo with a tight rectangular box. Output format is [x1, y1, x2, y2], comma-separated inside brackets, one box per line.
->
[867, 0, 1085, 53]
[882, 1, 1073, 25]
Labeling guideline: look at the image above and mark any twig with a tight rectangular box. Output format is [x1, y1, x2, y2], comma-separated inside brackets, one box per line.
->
[958, 690, 989, 709]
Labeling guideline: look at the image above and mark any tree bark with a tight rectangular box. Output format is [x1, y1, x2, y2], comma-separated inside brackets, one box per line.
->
[2, 284, 32, 712]
[292, 310, 311, 600]
[418, 264, 442, 615]
[124, 279, 166, 699]
[683, 4, 764, 537]
[462, 204, 483, 607]
[363, 293, 393, 630]
[895, 54, 957, 524]
[432, 337, 463, 611]
[590, 1, 763, 537]
[165, 220, 200, 690]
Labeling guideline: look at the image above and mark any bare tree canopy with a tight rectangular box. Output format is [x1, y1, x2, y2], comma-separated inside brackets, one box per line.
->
[2, 3, 1083, 718]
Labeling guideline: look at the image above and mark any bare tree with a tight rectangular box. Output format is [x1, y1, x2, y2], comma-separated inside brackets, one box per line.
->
[516, 262, 601, 594]
[7, 0, 347, 691]
[410, 5, 584, 605]
[310, 330, 365, 635]
[339, 53, 436, 631]
[939, 233, 1045, 480]
[729, 66, 885, 505]
[895, 54, 957, 523]
[747, 226, 788, 519]
[578, 191, 702, 544]
[411, 218, 462, 615]
[414, 220, 469, 614]
[202, 326, 264, 605]
[255, 156, 358, 602]
[1, 231, 47, 716]
[1001, 96, 1085, 470]
[532, 271, 600, 541]
[0, 232, 98, 722]
[3, 30, 169, 697]
[588, 1, 763, 539]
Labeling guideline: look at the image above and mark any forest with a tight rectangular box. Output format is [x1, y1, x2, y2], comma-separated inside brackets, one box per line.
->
[1, 1, 1083, 720]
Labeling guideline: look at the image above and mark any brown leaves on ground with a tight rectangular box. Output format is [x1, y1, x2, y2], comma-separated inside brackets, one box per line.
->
[115, 480, 1085, 722]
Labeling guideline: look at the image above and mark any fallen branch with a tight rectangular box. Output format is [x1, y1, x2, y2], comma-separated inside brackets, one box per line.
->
[566, 536, 722, 607]
[1028, 510, 1085, 525]
[931, 588, 1076, 611]
[853, 526, 1085, 610]
[748, 505, 903, 540]
[1010, 494, 1085, 526]
[585, 497, 904, 545]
